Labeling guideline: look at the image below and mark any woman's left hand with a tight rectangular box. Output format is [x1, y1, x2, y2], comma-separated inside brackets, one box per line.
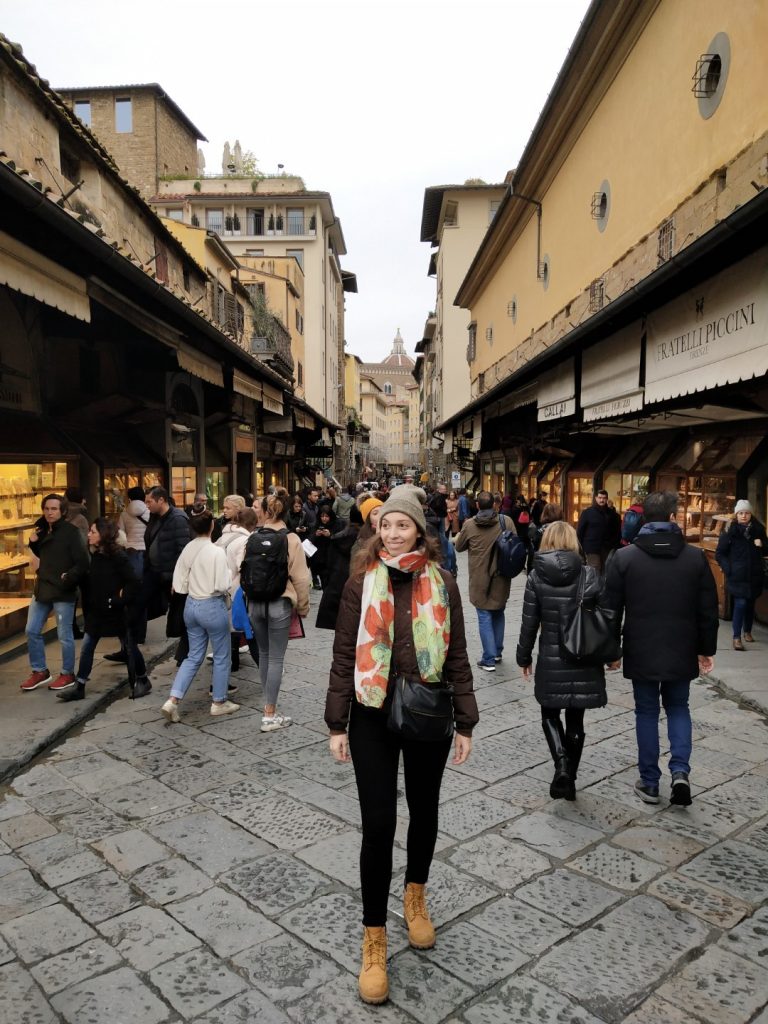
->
[452, 734, 472, 765]
[521, 664, 532, 679]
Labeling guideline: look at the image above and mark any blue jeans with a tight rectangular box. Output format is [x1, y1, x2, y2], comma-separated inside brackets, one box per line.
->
[249, 597, 292, 707]
[632, 679, 692, 787]
[436, 520, 456, 575]
[732, 597, 755, 638]
[26, 597, 76, 673]
[77, 631, 146, 685]
[477, 608, 505, 665]
[170, 596, 231, 702]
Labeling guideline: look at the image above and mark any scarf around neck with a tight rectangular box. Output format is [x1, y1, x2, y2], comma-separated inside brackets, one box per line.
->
[354, 548, 451, 708]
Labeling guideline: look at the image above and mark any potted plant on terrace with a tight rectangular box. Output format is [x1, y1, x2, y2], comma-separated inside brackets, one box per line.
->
[232, 213, 241, 235]
[275, 213, 284, 235]
[309, 213, 317, 235]
[224, 214, 233, 234]
[267, 213, 275, 236]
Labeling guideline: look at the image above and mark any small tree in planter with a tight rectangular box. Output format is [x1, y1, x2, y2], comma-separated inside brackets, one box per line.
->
[224, 214, 233, 233]
[309, 213, 317, 234]
[267, 213, 275, 235]
[191, 212, 200, 227]
[275, 213, 284, 235]
[232, 213, 241, 234]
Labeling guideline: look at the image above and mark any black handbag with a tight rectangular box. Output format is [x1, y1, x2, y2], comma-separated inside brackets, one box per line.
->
[387, 675, 455, 742]
[560, 567, 621, 666]
[166, 592, 187, 638]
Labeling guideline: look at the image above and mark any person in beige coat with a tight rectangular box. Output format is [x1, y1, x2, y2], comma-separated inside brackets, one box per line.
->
[249, 488, 310, 731]
[454, 490, 512, 671]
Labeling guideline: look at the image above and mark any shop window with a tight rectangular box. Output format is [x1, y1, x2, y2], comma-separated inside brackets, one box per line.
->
[74, 99, 91, 127]
[171, 467, 197, 511]
[115, 97, 132, 133]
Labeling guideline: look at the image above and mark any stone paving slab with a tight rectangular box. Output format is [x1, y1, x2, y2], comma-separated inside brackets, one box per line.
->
[149, 947, 248, 1017]
[443, 833, 550, 890]
[195, 987, 293, 1023]
[231, 931, 342, 1003]
[387, 951, 475, 1024]
[131, 856, 213, 904]
[166, 885, 283, 957]
[531, 895, 709, 1023]
[679, 838, 768, 904]
[611, 823, 705, 866]
[655, 946, 768, 1024]
[286, 972, 418, 1023]
[501, 809, 604, 859]
[0, 961, 58, 1023]
[622, 992, 708, 1024]
[463, 973, 604, 1024]
[90, 828, 169, 875]
[648, 871, 752, 927]
[57, 868, 139, 926]
[0, 903, 95, 964]
[0, 868, 58, 924]
[16, 832, 103, 887]
[213, 788, 348, 849]
[0, 934, 14, 966]
[652, 801, 750, 847]
[543, 790, 640, 834]
[388, 860, 497, 927]
[296, 829, 405, 889]
[0, 812, 57, 849]
[95, 777, 192, 821]
[567, 841, 662, 891]
[23, 788, 92, 818]
[437, 791, 519, 840]
[148, 809, 272, 875]
[226, 850, 332, 918]
[51, 965, 171, 1024]
[514, 868, 623, 926]
[30, 938, 122, 997]
[422, 919, 530, 989]
[98, 905, 201, 971]
[470, 895, 572, 955]
[718, 905, 768, 968]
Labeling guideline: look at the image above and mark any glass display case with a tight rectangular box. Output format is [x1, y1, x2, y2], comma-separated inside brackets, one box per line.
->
[204, 470, 229, 514]
[103, 469, 163, 518]
[602, 437, 669, 514]
[567, 474, 595, 526]
[539, 461, 566, 506]
[171, 467, 198, 511]
[518, 460, 546, 501]
[0, 461, 73, 644]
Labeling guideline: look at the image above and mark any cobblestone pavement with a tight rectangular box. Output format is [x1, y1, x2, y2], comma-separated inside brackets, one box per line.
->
[1, 549, 767, 1023]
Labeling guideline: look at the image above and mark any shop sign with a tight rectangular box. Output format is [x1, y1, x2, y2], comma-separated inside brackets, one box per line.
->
[645, 248, 768, 404]
[583, 391, 644, 421]
[537, 359, 575, 422]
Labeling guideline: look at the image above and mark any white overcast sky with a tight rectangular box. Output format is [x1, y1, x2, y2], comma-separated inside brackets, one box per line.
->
[2, 0, 591, 362]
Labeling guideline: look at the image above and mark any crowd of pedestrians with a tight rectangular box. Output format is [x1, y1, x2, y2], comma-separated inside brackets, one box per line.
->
[14, 473, 766, 1007]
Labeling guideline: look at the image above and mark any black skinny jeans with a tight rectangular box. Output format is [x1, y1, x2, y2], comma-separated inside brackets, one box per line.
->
[541, 706, 585, 735]
[349, 702, 452, 927]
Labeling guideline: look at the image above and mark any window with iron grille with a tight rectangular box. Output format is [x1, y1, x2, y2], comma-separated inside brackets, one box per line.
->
[589, 277, 605, 313]
[466, 322, 477, 363]
[657, 218, 675, 264]
[692, 53, 721, 98]
[591, 191, 608, 220]
[485, 325, 493, 344]
[693, 33, 730, 120]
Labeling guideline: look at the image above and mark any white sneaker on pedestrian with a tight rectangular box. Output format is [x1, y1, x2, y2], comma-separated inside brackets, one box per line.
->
[206, 652, 214, 661]
[161, 699, 180, 723]
[238, 644, 249, 654]
[210, 700, 240, 717]
[261, 713, 293, 732]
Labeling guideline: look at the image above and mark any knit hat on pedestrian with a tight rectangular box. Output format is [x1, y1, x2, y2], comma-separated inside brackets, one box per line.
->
[734, 499, 753, 514]
[380, 485, 427, 534]
[359, 496, 383, 523]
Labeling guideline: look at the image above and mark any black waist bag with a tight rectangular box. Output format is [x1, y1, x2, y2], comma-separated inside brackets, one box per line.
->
[387, 676, 455, 742]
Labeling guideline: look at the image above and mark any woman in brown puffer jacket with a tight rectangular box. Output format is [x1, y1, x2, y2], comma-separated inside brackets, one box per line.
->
[325, 486, 478, 1006]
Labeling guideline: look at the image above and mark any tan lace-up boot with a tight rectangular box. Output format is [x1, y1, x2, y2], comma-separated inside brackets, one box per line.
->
[358, 926, 388, 1004]
[404, 882, 436, 949]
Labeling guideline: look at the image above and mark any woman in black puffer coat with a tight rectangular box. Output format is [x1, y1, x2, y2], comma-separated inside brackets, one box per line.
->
[516, 521, 607, 800]
[715, 500, 767, 650]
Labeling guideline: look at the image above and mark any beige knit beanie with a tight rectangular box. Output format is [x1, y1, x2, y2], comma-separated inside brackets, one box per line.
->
[380, 485, 427, 533]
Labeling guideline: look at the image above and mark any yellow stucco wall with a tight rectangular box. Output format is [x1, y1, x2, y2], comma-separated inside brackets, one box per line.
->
[469, 0, 768, 379]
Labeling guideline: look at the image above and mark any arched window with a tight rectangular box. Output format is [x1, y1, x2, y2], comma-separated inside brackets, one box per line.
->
[384, 382, 392, 395]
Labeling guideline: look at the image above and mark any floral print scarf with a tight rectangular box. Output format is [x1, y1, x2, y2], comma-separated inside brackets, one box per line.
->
[354, 548, 451, 708]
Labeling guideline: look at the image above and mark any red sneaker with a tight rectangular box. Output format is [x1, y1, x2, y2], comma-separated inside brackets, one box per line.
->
[20, 670, 52, 691]
[48, 673, 76, 691]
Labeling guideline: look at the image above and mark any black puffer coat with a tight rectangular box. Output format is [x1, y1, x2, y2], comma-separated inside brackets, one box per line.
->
[516, 549, 607, 709]
[715, 518, 767, 600]
[144, 507, 191, 579]
[83, 550, 140, 637]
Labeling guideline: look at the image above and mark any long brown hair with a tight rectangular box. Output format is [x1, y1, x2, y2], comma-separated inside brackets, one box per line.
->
[351, 530, 442, 578]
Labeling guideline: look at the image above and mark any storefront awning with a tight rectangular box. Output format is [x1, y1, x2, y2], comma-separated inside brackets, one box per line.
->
[0, 230, 90, 322]
[537, 358, 575, 422]
[294, 408, 315, 430]
[645, 248, 768, 404]
[581, 323, 643, 421]
[177, 345, 224, 387]
[262, 382, 284, 415]
[232, 371, 262, 402]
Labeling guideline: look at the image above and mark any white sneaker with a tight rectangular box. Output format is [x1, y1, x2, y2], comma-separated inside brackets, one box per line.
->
[238, 644, 249, 654]
[206, 652, 214, 661]
[261, 713, 292, 732]
[210, 700, 240, 717]
[161, 699, 180, 723]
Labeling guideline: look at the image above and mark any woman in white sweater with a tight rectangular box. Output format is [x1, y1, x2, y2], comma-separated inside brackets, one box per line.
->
[161, 505, 238, 722]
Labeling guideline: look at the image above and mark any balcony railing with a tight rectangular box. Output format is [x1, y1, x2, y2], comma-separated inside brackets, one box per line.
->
[203, 212, 316, 238]
[250, 335, 295, 380]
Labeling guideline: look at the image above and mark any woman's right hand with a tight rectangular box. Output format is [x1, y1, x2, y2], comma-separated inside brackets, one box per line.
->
[329, 733, 350, 762]
[521, 664, 532, 679]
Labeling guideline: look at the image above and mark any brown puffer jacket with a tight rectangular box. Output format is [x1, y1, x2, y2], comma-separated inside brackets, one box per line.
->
[325, 565, 479, 736]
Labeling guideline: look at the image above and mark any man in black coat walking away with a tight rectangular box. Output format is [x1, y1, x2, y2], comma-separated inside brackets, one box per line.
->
[604, 491, 719, 807]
